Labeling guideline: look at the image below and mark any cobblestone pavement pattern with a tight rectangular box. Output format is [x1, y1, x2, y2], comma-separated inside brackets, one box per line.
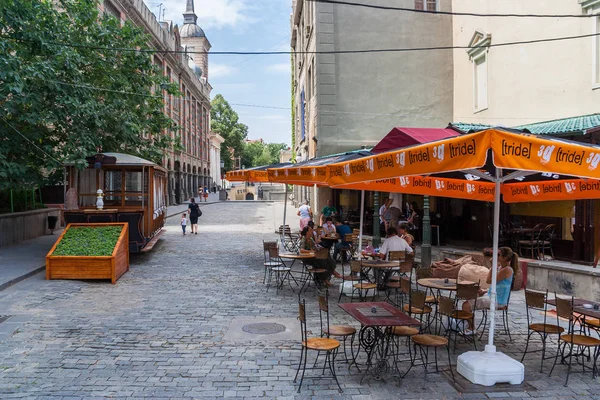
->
[0, 202, 599, 399]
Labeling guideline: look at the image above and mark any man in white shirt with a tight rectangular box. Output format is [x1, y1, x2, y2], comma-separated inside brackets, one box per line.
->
[379, 227, 413, 260]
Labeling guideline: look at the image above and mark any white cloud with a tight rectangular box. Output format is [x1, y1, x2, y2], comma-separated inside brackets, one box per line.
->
[149, 0, 251, 30]
[267, 63, 291, 73]
[209, 63, 238, 79]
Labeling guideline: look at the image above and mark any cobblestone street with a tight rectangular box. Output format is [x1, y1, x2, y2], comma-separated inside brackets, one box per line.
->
[0, 202, 599, 399]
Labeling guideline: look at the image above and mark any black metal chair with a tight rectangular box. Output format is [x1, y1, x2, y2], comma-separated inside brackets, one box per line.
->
[294, 297, 342, 393]
[266, 247, 293, 294]
[550, 296, 600, 386]
[521, 290, 564, 372]
[538, 224, 556, 259]
[518, 223, 544, 259]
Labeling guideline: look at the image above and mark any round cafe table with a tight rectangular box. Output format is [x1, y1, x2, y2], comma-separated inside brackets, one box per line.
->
[417, 278, 475, 291]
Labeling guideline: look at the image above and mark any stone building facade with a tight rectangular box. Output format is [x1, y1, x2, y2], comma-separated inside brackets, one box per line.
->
[209, 133, 225, 190]
[290, 0, 454, 213]
[100, 0, 212, 205]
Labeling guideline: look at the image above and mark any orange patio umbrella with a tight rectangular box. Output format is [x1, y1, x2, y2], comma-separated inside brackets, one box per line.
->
[326, 128, 600, 386]
[226, 162, 291, 183]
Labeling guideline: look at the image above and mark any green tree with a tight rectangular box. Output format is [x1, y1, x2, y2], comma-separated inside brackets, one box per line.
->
[210, 94, 248, 170]
[266, 143, 289, 164]
[241, 141, 263, 169]
[254, 146, 272, 167]
[0, 0, 179, 190]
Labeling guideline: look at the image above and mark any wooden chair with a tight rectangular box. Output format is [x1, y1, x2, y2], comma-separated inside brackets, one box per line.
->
[338, 233, 354, 262]
[301, 249, 329, 292]
[438, 294, 477, 351]
[338, 260, 362, 301]
[266, 247, 293, 294]
[521, 290, 564, 372]
[550, 296, 600, 386]
[477, 283, 513, 341]
[387, 250, 405, 279]
[449, 282, 479, 345]
[402, 282, 433, 330]
[415, 267, 438, 306]
[294, 298, 342, 393]
[518, 223, 545, 259]
[351, 260, 377, 302]
[318, 289, 358, 370]
[402, 294, 455, 388]
[263, 241, 280, 284]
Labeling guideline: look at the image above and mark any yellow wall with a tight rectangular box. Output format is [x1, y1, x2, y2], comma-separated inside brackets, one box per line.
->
[510, 201, 574, 218]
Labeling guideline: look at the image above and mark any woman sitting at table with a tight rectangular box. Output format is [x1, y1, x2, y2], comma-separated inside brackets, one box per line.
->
[398, 223, 414, 246]
[300, 225, 341, 286]
[461, 246, 518, 334]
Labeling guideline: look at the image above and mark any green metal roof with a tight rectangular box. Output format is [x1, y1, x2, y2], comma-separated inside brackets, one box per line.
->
[451, 114, 600, 136]
[515, 113, 600, 135]
[449, 123, 492, 133]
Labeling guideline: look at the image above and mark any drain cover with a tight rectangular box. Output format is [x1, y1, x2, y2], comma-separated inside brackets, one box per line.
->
[242, 322, 286, 335]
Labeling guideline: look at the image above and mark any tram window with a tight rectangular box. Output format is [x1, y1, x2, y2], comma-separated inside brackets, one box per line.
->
[124, 171, 147, 206]
[103, 170, 122, 206]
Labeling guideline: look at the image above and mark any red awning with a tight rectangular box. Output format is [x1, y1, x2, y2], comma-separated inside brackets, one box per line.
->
[371, 127, 460, 154]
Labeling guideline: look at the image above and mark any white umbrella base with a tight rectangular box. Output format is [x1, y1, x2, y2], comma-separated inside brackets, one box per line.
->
[457, 345, 524, 386]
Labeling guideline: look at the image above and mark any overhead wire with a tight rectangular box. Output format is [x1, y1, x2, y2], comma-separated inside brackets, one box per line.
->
[2, 31, 600, 55]
[307, 0, 600, 18]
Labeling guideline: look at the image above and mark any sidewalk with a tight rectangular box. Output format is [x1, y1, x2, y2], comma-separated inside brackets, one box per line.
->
[0, 194, 223, 291]
[0, 229, 65, 291]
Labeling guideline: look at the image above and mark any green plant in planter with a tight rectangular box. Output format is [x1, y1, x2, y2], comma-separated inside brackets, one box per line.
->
[53, 226, 122, 256]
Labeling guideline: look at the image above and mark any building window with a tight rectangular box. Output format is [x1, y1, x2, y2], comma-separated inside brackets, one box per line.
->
[473, 54, 488, 112]
[103, 0, 120, 20]
[415, 0, 437, 11]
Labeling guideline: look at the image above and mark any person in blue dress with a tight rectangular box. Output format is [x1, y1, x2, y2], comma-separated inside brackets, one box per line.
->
[461, 246, 518, 334]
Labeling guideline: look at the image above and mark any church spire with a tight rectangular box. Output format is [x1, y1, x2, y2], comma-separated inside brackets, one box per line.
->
[183, 0, 197, 25]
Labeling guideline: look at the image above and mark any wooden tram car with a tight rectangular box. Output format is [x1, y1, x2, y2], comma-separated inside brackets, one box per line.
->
[63, 153, 168, 253]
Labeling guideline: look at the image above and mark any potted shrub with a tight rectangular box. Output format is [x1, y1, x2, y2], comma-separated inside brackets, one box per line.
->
[46, 223, 129, 284]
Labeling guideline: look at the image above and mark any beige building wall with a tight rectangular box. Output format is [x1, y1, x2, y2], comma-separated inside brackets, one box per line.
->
[453, 0, 600, 126]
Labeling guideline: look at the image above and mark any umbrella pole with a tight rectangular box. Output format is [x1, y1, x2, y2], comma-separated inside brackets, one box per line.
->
[358, 190, 365, 253]
[283, 184, 288, 229]
[456, 166, 524, 386]
[281, 184, 289, 248]
[487, 168, 502, 352]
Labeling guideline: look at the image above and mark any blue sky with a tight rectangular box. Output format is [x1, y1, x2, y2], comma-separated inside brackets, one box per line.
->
[145, 0, 292, 146]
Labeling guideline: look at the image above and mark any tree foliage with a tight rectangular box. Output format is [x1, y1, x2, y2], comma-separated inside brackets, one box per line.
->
[0, 0, 179, 190]
[210, 94, 289, 170]
[210, 94, 248, 171]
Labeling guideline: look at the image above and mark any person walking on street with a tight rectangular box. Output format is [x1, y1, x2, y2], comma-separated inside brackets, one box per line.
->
[181, 213, 187, 235]
[203, 186, 209, 202]
[187, 198, 201, 234]
[197, 186, 202, 202]
[298, 200, 313, 230]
